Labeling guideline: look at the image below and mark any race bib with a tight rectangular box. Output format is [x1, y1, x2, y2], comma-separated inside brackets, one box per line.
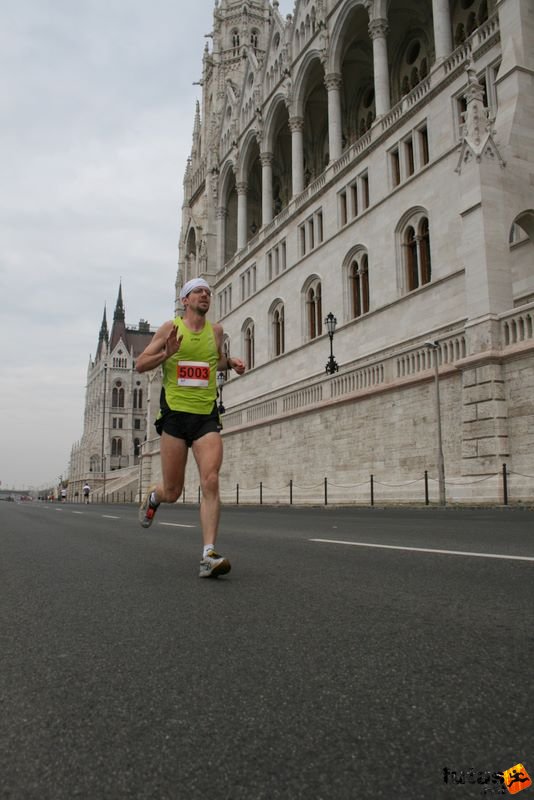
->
[177, 361, 210, 388]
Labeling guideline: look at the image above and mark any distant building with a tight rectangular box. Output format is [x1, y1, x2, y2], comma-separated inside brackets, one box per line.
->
[69, 285, 161, 500]
[137, 0, 534, 506]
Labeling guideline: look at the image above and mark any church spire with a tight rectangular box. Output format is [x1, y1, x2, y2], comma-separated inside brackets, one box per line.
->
[96, 306, 109, 359]
[114, 281, 125, 322]
[110, 282, 128, 351]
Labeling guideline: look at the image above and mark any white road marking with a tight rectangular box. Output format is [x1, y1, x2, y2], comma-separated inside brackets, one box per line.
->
[102, 514, 120, 519]
[72, 511, 84, 515]
[159, 522, 196, 528]
[310, 539, 534, 563]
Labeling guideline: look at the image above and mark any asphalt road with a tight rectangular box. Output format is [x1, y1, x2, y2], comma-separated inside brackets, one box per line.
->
[1, 501, 533, 800]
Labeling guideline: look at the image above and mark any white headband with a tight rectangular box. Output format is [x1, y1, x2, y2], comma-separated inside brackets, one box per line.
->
[179, 277, 211, 302]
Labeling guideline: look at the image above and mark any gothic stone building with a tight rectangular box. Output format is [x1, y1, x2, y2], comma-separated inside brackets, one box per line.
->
[69, 286, 161, 500]
[140, 0, 534, 505]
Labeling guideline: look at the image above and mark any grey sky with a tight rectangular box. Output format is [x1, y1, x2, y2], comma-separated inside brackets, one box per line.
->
[0, 0, 295, 489]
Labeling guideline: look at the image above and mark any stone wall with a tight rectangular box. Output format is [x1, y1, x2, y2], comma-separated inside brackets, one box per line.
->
[139, 346, 533, 506]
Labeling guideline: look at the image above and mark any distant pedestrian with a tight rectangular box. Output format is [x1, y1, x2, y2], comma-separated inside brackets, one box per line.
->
[83, 483, 91, 504]
[60, 488, 67, 502]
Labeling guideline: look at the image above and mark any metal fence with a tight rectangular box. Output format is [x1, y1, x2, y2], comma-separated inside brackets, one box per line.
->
[74, 464, 533, 506]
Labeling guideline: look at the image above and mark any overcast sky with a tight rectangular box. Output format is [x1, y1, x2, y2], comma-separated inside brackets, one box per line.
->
[0, 0, 294, 490]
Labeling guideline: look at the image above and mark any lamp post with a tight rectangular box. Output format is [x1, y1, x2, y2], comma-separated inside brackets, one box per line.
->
[425, 341, 446, 505]
[101, 362, 108, 499]
[216, 370, 226, 415]
[325, 312, 339, 375]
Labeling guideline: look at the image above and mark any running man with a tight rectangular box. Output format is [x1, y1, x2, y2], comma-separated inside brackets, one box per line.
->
[135, 278, 245, 578]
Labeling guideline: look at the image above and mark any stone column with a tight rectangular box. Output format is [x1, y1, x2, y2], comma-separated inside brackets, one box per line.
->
[289, 116, 305, 196]
[461, 362, 509, 479]
[216, 206, 227, 271]
[432, 0, 453, 62]
[260, 152, 274, 226]
[369, 19, 391, 117]
[236, 182, 248, 250]
[456, 68, 511, 345]
[325, 73, 343, 162]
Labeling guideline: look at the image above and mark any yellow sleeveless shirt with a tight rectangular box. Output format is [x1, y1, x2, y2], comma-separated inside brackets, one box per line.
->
[161, 317, 219, 414]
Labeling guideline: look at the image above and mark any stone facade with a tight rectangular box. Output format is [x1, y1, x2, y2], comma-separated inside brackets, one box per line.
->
[139, 0, 534, 505]
[69, 285, 161, 500]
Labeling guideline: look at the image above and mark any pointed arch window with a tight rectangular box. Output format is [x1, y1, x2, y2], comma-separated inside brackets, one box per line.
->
[133, 388, 143, 409]
[112, 385, 125, 408]
[232, 30, 240, 56]
[420, 218, 431, 285]
[111, 438, 122, 457]
[243, 321, 255, 370]
[406, 226, 419, 291]
[271, 303, 285, 357]
[306, 280, 322, 340]
[349, 254, 370, 318]
[402, 215, 432, 292]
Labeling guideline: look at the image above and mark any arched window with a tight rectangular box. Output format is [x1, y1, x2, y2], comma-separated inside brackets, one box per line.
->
[232, 30, 240, 56]
[306, 280, 322, 340]
[271, 302, 285, 357]
[402, 214, 432, 292]
[111, 438, 122, 457]
[349, 254, 370, 318]
[134, 439, 140, 457]
[133, 388, 143, 409]
[243, 321, 255, 370]
[406, 226, 419, 291]
[419, 218, 432, 285]
[250, 30, 258, 50]
[112, 382, 124, 408]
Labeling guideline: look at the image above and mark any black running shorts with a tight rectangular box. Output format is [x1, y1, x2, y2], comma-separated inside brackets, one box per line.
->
[155, 399, 222, 447]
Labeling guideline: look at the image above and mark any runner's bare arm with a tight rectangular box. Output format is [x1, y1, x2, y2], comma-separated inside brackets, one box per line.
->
[135, 321, 183, 373]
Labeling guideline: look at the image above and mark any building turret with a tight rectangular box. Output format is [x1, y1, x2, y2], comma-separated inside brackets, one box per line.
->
[110, 282, 127, 351]
[96, 306, 109, 361]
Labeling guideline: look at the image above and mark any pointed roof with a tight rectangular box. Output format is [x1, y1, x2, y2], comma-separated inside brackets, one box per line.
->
[96, 306, 109, 359]
[113, 281, 125, 322]
[110, 283, 127, 351]
[106, 283, 156, 357]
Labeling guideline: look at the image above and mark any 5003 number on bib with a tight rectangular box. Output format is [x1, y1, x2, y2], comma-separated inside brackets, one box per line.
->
[177, 361, 210, 388]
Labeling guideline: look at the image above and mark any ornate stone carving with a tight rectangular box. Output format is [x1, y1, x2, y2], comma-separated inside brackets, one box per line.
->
[324, 73, 342, 92]
[455, 59, 505, 172]
[368, 19, 389, 39]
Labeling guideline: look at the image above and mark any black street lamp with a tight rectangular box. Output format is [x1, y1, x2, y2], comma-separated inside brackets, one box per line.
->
[216, 370, 226, 415]
[325, 312, 339, 375]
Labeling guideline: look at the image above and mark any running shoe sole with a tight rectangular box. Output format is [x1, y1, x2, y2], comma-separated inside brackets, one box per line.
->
[199, 558, 231, 578]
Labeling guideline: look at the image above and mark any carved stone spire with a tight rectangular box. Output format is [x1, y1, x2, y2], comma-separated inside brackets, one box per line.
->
[456, 59, 505, 172]
[96, 306, 109, 359]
